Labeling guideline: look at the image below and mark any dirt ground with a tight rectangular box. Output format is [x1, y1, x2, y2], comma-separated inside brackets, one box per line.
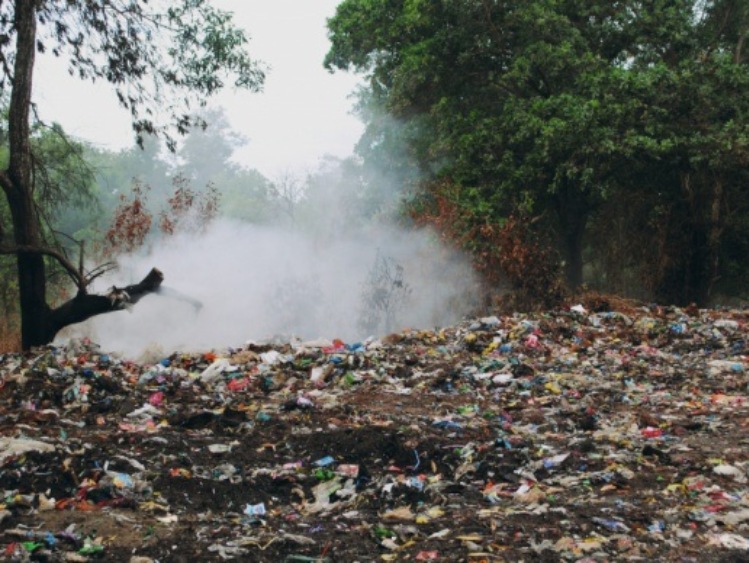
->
[3, 304, 749, 562]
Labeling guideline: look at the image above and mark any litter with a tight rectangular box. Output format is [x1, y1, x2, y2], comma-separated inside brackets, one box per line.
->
[1, 304, 748, 560]
[0, 437, 55, 463]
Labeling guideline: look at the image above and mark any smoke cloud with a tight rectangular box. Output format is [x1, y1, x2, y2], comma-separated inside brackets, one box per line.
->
[60, 219, 480, 360]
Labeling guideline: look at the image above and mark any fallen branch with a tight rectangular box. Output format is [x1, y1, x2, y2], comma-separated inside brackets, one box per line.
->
[46, 267, 164, 343]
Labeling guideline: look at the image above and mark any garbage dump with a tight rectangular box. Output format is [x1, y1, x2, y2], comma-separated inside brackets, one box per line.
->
[2, 303, 749, 561]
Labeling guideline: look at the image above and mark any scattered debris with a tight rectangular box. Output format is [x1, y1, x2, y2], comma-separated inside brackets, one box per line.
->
[2, 304, 749, 560]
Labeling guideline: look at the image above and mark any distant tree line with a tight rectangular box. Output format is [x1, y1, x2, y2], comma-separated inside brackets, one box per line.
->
[325, 0, 749, 307]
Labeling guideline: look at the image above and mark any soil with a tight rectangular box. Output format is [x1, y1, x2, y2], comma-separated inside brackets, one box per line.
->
[2, 305, 749, 562]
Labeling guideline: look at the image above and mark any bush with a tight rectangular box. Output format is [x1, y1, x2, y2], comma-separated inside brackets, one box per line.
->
[410, 179, 565, 311]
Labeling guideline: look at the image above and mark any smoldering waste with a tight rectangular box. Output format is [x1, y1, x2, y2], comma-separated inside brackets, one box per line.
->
[2, 304, 749, 562]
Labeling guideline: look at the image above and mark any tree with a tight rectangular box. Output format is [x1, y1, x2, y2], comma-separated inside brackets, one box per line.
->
[0, 0, 264, 349]
[78, 136, 170, 232]
[627, 1, 749, 304]
[571, 0, 749, 304]
[325, 0, 749, 304]
[0, 116, 100, 343]
[175, 107, 245, 187]
[325, 0, 635, 288]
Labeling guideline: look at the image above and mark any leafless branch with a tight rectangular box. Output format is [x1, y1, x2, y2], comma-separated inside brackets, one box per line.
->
[0, 243, 84, 289]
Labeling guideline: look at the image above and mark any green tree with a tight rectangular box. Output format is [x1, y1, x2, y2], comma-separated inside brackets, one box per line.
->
[579, 0, 749, 303]
[82, 137, 170, 225]
[219, 167, 274, 223]
[325, 0, 634, 287]
[624, 1, 749, 304]
[0, 0, 264, 349]
[175, 107, 244, 188]
[325, 0, 749, 304]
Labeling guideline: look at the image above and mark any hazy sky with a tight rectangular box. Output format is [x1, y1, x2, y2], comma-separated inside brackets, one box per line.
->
[34, 0, 364, 178]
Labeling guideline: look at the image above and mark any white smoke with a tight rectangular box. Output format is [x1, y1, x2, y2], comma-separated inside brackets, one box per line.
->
[60, 219, 479, 360]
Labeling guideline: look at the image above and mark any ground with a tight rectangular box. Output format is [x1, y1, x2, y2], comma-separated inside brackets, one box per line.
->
[2, 304, 749, 562]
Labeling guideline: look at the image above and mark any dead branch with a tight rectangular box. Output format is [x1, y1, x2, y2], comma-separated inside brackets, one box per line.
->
[0, 242, 84, 289]
[46, 267, 164, 342]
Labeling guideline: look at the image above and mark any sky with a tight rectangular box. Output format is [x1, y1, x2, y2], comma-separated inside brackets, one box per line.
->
[34, 0, 365, 179]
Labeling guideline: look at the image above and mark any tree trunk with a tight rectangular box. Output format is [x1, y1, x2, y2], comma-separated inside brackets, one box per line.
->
[683, 180, 724, 306]
[7, 192, 50, 348]
[674, 173, 724, 307]
[4, 0, 50, 349]
[704, 179, 724, 302]
[563, 224, 585, 289]
[554, 182, 588, 290]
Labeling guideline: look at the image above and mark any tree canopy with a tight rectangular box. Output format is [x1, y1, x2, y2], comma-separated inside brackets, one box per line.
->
[326, 0, 749, 305]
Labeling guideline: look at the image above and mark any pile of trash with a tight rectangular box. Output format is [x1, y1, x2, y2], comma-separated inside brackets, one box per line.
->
[2, 303, 749, 562]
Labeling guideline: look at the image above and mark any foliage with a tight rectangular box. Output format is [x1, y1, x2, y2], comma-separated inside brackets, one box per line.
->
[166, 107, 275, 223]
[267, 170, 305, 226]
[493, 215, 567, 311]
[0, 111, 99, 345]
[83, 107, 274, 228]
[104, 181, 153, 256]
[326, 0, 749, 306]
[0, 112, 98, 238]
[410, 179, 565, 309]
[85, 137, 170, 216]
[174, 108, 245, 184]
[29, 124, 98, 220]
[22, 0, 266, 149]
[103, 175, 220, 258]
[217, 167, 274, 224]
[159, 174, 220, 235]
[292, 156, 374, 238]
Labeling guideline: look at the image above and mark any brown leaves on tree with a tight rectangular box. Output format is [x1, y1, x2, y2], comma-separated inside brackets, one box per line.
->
[103, 175, 220, 258]
[493, 216, 567, 310]
[159, 174, 220, 236]
[411, 179, 565, 310]
[104, 181, 153, 256]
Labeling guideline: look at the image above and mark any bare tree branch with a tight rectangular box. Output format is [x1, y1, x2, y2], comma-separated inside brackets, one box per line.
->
[0, 242, 84, 288]
[47, 267, 164, 341]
